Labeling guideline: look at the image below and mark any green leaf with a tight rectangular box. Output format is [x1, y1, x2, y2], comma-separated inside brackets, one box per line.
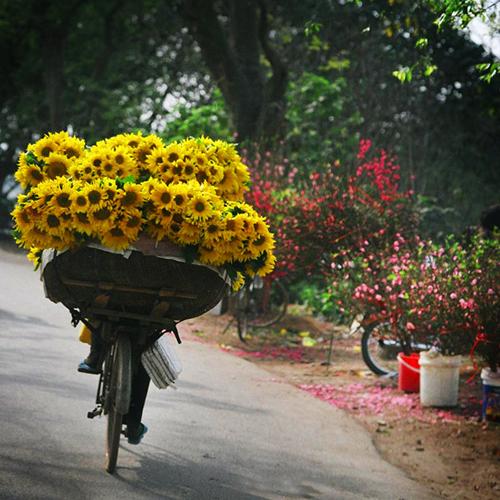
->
[392, 67, 412, 83]
[424, 64, 437, 77]
[415, 38, 428, 49]
[304, 21, 322, 37]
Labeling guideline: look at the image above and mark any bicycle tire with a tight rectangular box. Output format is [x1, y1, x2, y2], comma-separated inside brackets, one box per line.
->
[105, 334, 132, 474]
[247, 279, 288, 329]
[361, 322, 399, 376]
[237, 289, 250, 343]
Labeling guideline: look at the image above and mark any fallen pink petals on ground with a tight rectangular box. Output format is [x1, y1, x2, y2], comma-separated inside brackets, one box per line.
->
[219, 344, 305, 362]
[299, 383, 481, 424]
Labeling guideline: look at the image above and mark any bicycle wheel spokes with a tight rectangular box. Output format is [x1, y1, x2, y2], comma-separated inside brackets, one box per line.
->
[105, 333, 132, 474]
[247, 279, 288, 328]
[361, 322, 400, 376]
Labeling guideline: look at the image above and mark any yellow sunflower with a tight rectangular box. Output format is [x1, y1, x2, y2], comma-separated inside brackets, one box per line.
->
[170, 184, 189, 209]
[202, 217, 225, 245]
[111, 145, 136, 179]
[150, 182, 173, 208]
[100, 226, 132, 251]
[60, 135, 86, 159]
[119, 182, 145, 208]
[206, 161, 224, 184]
[46, 178, 74, 215]
[89, 205, 115, 233]
[256, 251, 277, 277]
[27, 246, 43, 268]
[73, 211, 93, 236]
[32, 135, 59, 160]
[231, 272, 246, 291]
[198, 245, 226, 266]
[247, 231, 275, 258]
[11, 204, 35, 233]
[163, 142, 184, 165]
[44, 152, 71, 180]
[83, 182, 107, 210]
[121, 209, 144, 240]
[176, 221, 202, 245]
[186, 193, 214, 221]
[15, 162, 45, 190]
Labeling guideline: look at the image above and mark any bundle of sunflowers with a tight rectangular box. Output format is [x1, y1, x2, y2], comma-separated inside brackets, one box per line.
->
[12, 131, 275, 290]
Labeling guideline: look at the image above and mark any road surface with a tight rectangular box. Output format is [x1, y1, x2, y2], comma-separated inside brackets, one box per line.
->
[0, 247, 436, 499]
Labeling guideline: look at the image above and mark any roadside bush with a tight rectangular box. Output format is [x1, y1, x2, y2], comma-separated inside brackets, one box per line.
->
[245, 139, 417, 280]
[331, 232, 499, 369]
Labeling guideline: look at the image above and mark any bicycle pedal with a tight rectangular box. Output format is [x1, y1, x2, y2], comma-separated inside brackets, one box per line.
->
[87, 406, 103, 419]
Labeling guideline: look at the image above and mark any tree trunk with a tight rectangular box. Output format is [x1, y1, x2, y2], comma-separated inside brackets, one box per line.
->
[42, 30, 66, 131]
[182, 0, 287, 143]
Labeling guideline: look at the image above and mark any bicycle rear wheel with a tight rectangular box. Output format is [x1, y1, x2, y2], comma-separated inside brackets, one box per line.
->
[361, 322, 400, 376]
[247, 278, 288, 328]
[105, 333, 132, 474]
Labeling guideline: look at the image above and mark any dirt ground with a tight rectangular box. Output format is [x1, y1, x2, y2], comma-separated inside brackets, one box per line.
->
[180, 307, 500, 500]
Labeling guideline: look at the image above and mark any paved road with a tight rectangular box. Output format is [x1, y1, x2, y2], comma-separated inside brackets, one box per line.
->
[0, 248, 436, 500]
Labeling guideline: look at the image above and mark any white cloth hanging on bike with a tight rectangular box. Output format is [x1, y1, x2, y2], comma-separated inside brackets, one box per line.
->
[141, 335, 183, 389]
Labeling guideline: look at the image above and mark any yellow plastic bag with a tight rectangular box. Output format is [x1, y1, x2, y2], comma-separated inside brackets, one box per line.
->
[79, 325, 92, 345]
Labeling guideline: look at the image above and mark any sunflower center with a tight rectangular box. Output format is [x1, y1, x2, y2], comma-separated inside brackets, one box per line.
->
[76, 195, 87, 207]
[56, 193, 71, 208]
[156, 156, 164, 164]
[47, 214, 60, 228]
[139, 151, 148, 162]
[20, 211, 30, 223]
[196, 172, 208, 183]
[122, 191, 138, 206]
[127, 216, 141, 228]
[172, 213, 183, 224]
[28, 167, 43, 180]
[194, 201, 206, 213]
[115, 154, 124, 165]
[173, 165, 183, 176]
[88, 190, 101, 204]
[66, 148, 77, 158]
[94, 208, 111, 220]
[93, 158, 101, 167]
[160, 192, 171, 204]
[174, 195, 184, 206]
[84, 166, 92, 174]
[170, 223, 180, 233]
[226, 219, 236, 231]
[110, 227, 124, 237]
[168, 152, 178, 162]
[254, 236, 265, 246]
[104, 163, 113, 172]
[41, 146, 53, 157]
[47, 162, 67, 179]
[185, 165, 194, 176]
[128, 140, 138, 148]
[207, 224, 218, 234]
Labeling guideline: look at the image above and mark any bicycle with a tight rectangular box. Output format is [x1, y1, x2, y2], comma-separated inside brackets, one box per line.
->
[42, 244, 228, 473]
[350, 315, 434, 376]
[227, 276, 288, 343]
[84, 320, 164, 473]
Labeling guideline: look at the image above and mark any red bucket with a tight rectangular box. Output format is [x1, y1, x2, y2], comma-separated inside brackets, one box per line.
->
[397, 352, 420, 393]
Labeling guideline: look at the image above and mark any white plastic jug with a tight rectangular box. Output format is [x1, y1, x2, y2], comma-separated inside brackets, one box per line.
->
[419, 351, 462, 407]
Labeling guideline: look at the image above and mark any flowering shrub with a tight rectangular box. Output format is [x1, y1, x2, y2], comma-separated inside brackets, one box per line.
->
[245, 139, 416, 279]
[332, 231, 499, 368]
[11, 131, 276, 289]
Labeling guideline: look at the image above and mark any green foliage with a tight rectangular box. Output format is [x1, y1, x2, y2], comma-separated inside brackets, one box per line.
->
[285, 72, 361, 168]
[161, 90, 231, 143]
